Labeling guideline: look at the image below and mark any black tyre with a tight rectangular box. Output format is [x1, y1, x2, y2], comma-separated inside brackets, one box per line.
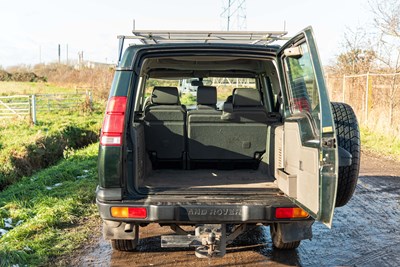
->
[331, 102, 361, 207]
[270, 223, 301, 249]
[111, 224, 139, 251]
[111, 239, 138, 251]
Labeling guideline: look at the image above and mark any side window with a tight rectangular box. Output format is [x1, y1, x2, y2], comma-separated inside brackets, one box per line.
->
[285, 42, 319, 115]
[284, 42, 321, 140]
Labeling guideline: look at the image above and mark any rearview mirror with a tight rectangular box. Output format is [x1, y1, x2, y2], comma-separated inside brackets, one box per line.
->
[191, 80, 203, 86]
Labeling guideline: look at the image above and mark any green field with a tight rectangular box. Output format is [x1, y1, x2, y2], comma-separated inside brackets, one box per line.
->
[0, 81, 87, 95]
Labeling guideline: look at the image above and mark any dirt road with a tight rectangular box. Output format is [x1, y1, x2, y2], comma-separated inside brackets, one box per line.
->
[76, 151, 400, 266]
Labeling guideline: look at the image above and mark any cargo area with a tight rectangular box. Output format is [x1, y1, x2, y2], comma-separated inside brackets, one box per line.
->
[140, 169, 277, 190]
[126, 52, 285, 195]
[132, 115, 280, 193]
[130, 84, 282, 194]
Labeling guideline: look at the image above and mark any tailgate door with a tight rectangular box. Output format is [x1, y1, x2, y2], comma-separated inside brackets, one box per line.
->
[276, 26, 338, 227]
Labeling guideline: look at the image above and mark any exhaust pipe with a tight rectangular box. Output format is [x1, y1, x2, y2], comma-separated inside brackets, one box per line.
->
[124, 223, 134, 233]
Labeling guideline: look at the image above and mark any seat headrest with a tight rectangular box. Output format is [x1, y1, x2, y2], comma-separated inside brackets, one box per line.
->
[233, 88, 262, 107]
[225, 95, 233, 104]
[197, 86, 217, 106]
[151, 86, 180, 105]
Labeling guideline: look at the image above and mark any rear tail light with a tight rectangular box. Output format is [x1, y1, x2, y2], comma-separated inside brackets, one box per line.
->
[275, 207, 309, 219]
[111, 207, 147, 219]
[100, 96, 127, 146]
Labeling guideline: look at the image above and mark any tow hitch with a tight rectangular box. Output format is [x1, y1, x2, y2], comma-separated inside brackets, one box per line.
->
[161, 223, 254, 258]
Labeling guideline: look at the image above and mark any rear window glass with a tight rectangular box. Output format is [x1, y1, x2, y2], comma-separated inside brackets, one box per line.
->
[145, 77, 256, 107]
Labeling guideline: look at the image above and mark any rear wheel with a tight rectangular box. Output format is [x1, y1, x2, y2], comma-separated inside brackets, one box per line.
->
[270, 223, 301, 249]
[111, 239, 138, 251]
[111, 224, 139, 251]
[331, 102, 361, 207]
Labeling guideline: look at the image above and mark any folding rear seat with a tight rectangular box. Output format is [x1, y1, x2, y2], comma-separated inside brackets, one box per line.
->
[144, 86, 186, 167]
[229, 88, 268, 160]
[187, 87, 268, 168]
[231, 88, 268, 123]
[187, 86, 223, 162]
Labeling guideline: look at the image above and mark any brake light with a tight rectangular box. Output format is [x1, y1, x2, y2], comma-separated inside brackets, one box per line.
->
[292, 97, 311, 112]
[111, 207, 147, 219]
[100, 96, 127, 146]
[275, 207, 309, 219]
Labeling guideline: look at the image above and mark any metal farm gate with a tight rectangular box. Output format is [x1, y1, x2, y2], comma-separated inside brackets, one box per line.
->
[0, 95, 31, 119]
[0, 92, 92, 124]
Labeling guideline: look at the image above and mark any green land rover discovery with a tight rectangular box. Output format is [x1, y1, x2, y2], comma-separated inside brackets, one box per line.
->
[96, 27, 360, 257]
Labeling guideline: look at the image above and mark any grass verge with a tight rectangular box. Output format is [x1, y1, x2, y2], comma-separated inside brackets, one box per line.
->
[0, 109, 103, 190]
[360, 126, 400, 161]
[0, 143, 99, 267]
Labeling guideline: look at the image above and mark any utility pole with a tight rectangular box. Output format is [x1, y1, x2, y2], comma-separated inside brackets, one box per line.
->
[227, 0, 231, 31]
[78, 51, 84, 68]
[39, 45, 41, 64]
[66, 44, 69, 65]
[58, 44, 61, 64]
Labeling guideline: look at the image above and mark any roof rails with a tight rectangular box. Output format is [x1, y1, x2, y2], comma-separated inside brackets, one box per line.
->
[116, 30, 289, 64]
[129, 30, 288, 45]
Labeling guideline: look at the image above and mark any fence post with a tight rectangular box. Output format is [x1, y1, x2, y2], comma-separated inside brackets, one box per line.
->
[88, 91, 93, 109]
[342, 75, 346, 103]
[31, 95, 37, 125]
[365, 72, 369, 123]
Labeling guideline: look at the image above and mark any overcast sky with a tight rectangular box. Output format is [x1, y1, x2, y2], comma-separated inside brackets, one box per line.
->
[0, 0, 372, 67]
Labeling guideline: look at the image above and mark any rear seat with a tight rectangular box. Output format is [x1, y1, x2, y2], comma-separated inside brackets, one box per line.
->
[194, 86, 218, 109]
[143, 86, 186, 167]
[232, 88, 268, 123]
[187, 87, 268, 167]
[187, 86, 223, 162]
[143, 86, 269, 169]
[229, 88, 268, 159]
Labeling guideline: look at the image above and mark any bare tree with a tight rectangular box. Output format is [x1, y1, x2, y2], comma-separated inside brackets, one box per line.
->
[371, 0, 400, 38]
[369, 0, 400, 125]
[334, 27, 375, 75]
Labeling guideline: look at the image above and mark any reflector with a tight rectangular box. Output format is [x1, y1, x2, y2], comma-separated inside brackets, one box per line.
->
[275, 207, 309, 219]
[111, 207, 147, 219]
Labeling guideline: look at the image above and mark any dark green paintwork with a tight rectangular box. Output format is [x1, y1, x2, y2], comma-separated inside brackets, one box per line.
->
[108, 70, 133, 97]
[277, 27, 338, 227]
[97, 70, 133, 189]
[98, 146, 123, 188]
[119, 43, 280, 69]
[302, 28, 338, 227]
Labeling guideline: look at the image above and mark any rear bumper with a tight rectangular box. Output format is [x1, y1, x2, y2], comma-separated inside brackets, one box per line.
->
[97, 196, 313, 224]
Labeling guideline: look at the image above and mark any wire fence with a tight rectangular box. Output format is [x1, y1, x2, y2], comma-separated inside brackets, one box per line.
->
[34, 93, 92, 112]
[326, 73, 400, 136]
[0, 92, 92, 124]
[3, 75, 399, 137]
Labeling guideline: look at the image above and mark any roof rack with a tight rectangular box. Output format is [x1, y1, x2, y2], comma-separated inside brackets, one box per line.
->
[129, 30, 288, 45]
[116, 30, 289, 64]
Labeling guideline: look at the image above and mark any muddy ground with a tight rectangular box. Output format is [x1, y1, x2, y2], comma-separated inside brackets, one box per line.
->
[70, 151, 400, 266]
